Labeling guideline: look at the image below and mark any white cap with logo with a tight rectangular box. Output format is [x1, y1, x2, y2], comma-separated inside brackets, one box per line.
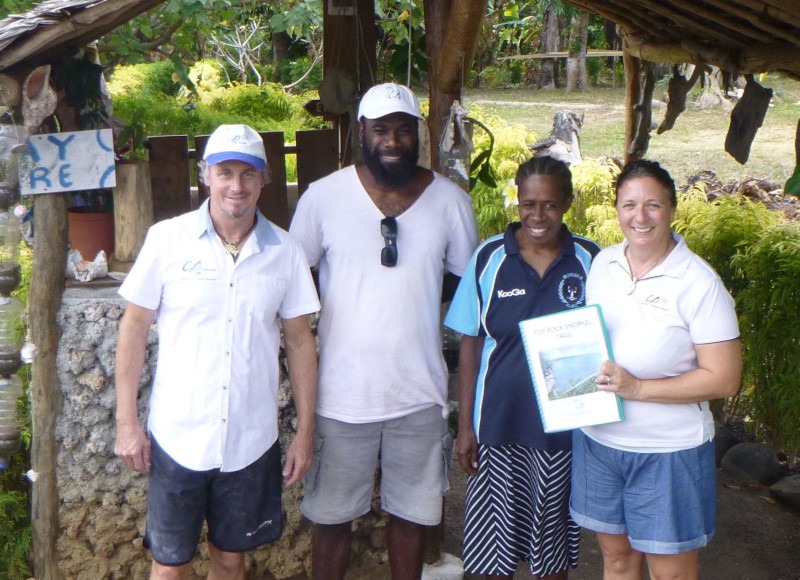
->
[203, 124, 267, 170]
[357, 83, 423, 121]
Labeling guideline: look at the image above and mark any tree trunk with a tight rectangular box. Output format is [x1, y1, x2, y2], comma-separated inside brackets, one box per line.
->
[271, 31, 291, 83]
[539, 5, 559, 90]
[566, 10, 590, 92]
[695, 66, 732, 110]
[426, 0, 488, 171]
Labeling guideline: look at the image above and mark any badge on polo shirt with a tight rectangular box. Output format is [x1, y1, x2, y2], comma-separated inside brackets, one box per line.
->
[558, 273, 585, 308]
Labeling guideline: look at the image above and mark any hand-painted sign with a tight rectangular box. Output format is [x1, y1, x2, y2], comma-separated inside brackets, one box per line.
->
[19, 129, 116, 195]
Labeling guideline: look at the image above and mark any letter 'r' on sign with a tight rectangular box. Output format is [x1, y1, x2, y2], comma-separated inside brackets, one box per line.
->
[18, 129, 117, 195]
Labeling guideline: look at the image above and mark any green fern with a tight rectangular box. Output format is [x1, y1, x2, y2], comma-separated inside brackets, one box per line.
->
[0, 490, 31, 579]
[733, 223, 800, 457]
[567, 157, 619, 237]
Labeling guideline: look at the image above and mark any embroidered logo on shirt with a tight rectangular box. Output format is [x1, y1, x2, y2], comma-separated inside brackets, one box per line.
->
[643, 294, 669, 311]
[181, 260, 218, 280]
[497, 288, 526, 298]
[558, 273, 585, 308]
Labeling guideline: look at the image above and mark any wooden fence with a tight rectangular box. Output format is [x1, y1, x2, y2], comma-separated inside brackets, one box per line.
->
[147, 128, 339, 230]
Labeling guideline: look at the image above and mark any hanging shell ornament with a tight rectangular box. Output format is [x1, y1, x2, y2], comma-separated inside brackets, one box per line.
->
[21, 64, 57, 135]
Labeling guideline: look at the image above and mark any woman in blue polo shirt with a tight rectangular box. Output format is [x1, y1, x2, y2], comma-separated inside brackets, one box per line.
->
[445, 156, 600, 579]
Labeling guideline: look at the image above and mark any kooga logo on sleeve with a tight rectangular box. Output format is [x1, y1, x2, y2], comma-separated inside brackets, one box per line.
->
[497, 288, 526, 298]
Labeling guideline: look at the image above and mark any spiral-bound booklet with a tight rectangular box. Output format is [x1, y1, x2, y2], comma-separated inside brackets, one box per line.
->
[519, 304, 624, 433]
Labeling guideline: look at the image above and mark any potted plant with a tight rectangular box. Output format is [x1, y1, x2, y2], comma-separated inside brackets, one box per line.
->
[67, 188, 114, 262]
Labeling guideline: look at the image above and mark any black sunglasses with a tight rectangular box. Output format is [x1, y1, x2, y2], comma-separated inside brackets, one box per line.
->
[380, 216, 398, 267]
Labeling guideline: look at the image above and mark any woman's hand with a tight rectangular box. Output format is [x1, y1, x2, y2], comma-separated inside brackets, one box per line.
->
[594, 339, 742, 404]
[455, 425, 479, 477]
[595, 360, 643, 400]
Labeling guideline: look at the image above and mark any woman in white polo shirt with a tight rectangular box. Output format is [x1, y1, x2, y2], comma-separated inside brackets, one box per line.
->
[569, 159, 742, 580]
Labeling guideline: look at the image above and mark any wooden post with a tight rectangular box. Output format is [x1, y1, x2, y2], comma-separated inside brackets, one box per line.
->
[426, 0, 488, 173]
[30, 192, 68, 580]
[296, 129, 338, 197]
[623, 50, 642, 163]
[259, 132, 289, 230]
[322, 0, 376, 166]
[112, 160, 153, 263]
[423, 7, 452, 562]
[795, 118, 800, 165]
[425, 0, 456, 172]
[148, 135, 191, 223]
[628, 60, 655, 161]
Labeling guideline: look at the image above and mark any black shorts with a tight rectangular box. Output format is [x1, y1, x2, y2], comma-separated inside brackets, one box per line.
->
[145, 437, 283, 566]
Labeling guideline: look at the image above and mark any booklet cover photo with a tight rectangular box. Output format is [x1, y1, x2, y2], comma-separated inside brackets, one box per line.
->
[519, 304, 624, 433]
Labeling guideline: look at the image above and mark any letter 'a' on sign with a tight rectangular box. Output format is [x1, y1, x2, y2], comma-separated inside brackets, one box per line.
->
[18, 129, 116, 195]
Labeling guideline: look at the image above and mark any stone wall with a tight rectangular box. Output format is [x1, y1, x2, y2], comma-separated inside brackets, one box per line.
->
[54, 286, 387, 579]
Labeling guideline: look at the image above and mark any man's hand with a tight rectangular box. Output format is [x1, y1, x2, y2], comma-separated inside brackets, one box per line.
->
[282, 430, 313, 487]
[115, 423, 151, 473]
[455, 425, 479, 477]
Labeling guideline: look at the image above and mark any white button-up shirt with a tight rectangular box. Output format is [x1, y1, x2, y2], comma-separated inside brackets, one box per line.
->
[119, 201, 320, 472]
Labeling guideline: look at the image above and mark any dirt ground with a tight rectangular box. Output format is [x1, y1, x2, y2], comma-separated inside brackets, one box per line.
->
[440, 465, 800, 580]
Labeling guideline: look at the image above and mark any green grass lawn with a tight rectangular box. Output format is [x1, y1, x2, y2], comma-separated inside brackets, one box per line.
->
[463, 74, 800, 186]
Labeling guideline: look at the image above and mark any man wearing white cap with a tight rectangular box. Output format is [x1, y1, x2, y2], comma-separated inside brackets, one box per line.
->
[115, 124, 320, 579]
[290, 84, 478, 578]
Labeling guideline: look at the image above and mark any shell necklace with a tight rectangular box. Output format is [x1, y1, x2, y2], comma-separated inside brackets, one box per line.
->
[214, 219, 256, 259]
[624, 240, 674, 294]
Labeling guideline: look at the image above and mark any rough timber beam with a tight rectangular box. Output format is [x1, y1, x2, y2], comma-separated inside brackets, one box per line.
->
[620, 29, 800, 78]
[0, 0, 166, 71]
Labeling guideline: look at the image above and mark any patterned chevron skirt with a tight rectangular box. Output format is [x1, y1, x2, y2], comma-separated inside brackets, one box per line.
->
[463, 444, 580, 576]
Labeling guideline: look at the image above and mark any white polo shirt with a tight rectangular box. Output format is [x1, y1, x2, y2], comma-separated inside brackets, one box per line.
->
[120, 200, 320, 472]
[583, 234, 739, 452]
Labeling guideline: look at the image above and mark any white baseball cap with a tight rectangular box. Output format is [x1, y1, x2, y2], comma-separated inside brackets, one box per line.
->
[357, 83, 423, 121]
[203, 124, 267, 170]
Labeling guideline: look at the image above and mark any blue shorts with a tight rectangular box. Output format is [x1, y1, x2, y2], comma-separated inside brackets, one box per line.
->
[569, 429, 716, 555]
[301, 405, 451, 526]
[146, 437, 283, 566]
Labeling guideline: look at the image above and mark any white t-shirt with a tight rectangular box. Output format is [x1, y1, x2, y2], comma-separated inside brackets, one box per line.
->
[583, 234, 739, 452]
[290, 166, 478, 423]
[120, 201, 320, 471]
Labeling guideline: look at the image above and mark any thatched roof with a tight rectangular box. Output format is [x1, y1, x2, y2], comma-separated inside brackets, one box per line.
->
[568, 0, 800, 80]
[0, 0, 164, 72]
[3, 0, 800, 78]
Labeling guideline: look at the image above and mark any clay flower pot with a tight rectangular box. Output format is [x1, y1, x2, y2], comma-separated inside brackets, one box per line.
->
[68, 206, 114, 261]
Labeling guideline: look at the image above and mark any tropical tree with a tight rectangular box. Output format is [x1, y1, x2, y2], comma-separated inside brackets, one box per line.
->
[566, 9, 590, 91]
[374, 1, 426, 85]
[266, 0, 322, 84]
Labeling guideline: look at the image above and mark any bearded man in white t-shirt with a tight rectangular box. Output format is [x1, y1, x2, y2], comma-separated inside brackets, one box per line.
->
[290, 83, 478, 579]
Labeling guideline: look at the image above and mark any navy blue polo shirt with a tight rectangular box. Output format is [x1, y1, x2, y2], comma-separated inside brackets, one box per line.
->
[445, 223, 600, 451]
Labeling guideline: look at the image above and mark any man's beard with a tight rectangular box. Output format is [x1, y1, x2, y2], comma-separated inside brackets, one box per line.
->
[362, 137, 419, 188]
[223, 208, 248, 219]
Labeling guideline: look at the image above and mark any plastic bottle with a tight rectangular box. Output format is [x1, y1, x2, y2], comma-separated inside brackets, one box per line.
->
[0, 375, 22, 469]
[0, 295, 22, 377]
[0, 211, 20, 295]
[440, 145, 471, 192]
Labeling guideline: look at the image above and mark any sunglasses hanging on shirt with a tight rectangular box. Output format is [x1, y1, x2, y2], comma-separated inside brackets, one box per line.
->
[381, 216, 398, 267]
